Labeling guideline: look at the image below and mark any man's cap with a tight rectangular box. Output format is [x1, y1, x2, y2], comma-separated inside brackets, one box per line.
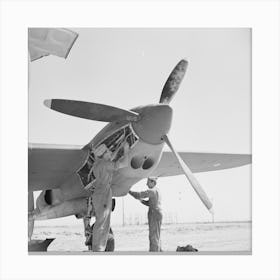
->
[93, 144, 107, 157]
[147, 177, 157, 183]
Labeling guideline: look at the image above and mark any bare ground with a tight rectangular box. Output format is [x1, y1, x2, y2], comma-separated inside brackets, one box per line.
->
[32, 221, 251, 253]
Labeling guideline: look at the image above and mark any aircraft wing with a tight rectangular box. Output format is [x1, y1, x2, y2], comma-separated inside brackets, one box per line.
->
[28, 143, 87, 191]
[28, 28, 78, 61]
[151, 151, 252, 177]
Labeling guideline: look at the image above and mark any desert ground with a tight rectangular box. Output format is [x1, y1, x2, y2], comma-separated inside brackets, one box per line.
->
[31, 221, 251, 254]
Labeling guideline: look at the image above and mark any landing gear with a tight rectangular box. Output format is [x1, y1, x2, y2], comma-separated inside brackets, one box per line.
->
[28, 191, 56, 252]
[105, 228, 115, 252]
[28, 191, 34, 241]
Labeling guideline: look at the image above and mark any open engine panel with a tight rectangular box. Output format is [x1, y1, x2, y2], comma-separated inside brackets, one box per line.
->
[77, 124, 138, 187]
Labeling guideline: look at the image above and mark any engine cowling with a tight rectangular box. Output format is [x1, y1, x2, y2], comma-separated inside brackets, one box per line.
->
[32, 191, 116, 220]
[34, 191, 88, 220]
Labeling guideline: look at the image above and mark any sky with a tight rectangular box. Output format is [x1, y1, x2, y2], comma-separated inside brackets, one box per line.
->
[29, 28, 251, 226]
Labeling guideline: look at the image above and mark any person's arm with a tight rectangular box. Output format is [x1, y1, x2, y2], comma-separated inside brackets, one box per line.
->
[129, 190, 150, 200]
[111, 139, 124, 160]
[114, 142, 130, 169]
[128, 191, 139, 199]
[140, 199, 149, 207]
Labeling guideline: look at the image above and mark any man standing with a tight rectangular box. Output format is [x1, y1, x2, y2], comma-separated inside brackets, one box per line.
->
[129, 178, 163, 252]
[84, 199, 116, 251]
[88, 142, 129, 251]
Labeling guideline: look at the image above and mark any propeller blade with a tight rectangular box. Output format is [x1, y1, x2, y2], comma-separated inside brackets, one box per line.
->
[160, 59, 188, 104]
[162, 135, 213, 213]
[44, 99, 140, 122]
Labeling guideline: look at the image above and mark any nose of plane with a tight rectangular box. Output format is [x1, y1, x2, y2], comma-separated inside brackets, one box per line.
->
[131, 104, 173, 144]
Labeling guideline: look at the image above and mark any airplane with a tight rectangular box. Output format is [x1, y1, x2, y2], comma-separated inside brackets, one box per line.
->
[28, 57, 251, 252]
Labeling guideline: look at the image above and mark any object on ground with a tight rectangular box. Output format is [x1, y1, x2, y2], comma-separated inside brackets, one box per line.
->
[28, 238, 55, 252]
[176, 244, 198, 252]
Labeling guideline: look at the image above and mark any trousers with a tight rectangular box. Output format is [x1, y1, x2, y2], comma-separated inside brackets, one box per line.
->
[148, 209, 163, 252]
[91, 186, 112, 251]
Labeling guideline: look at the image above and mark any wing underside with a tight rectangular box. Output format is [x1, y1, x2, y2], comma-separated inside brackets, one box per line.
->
[28, 143, 88, 191]
[151, 151, 252, 177]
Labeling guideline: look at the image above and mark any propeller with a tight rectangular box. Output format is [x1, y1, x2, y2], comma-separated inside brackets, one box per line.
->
[44, 60, 188, 122]
[162, 135, 213, 213]
[159, 59, 188, 104]
[160, 61, 213, 213]
[44, 99, 140, 122]
[43, 59, 213, 213]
